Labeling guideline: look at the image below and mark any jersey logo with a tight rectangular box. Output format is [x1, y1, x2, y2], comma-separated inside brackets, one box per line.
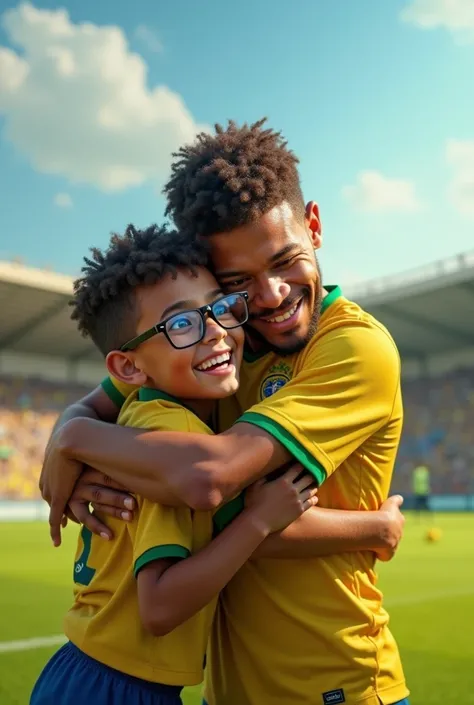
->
[74, 527, 96, 586]
[322, 689, 345, 704]
[260, 361, 292, 399]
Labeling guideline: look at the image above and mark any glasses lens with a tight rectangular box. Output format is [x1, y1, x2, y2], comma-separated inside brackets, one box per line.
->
[212, 294, 248, 329]
[165, 310, 203, 348]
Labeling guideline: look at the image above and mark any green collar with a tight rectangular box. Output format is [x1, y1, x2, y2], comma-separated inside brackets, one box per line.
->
[243, 284, 342, 362]
[320, 285, 342, 314]
[137, 387, 193, 413]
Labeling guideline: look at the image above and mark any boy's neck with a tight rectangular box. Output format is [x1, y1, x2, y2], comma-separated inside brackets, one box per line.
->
[180, 397, 215, 424]
[142, 386, 215, 424]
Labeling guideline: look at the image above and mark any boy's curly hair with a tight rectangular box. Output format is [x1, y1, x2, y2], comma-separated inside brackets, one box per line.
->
[164, 118, 305, 237]
[70, 224, 208, 355]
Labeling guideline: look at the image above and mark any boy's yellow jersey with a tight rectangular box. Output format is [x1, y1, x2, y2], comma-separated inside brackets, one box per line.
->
[103, 286, 409, 705]
[64, 389, 215, 686]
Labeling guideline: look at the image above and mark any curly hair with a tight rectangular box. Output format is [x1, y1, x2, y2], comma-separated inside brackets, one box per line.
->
[164, 118, 305, 237]
[70, 224, 209, 355]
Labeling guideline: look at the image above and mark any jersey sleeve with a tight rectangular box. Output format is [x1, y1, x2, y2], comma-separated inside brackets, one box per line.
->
[124, 400, 213, 576]
[101, 376, 138, 409]
[237, 323, 401, 484]
[132, 498, 194, 577]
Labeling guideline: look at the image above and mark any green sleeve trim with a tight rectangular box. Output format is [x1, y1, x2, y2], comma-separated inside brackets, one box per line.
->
[213, 493, 246, 534]
[134, 544, 190, 577]
[237, 412, 327, 486]
[101, 377, 127, 409]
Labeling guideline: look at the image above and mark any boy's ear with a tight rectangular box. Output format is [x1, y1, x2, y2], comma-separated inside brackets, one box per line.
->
[105, 350, 147, 387]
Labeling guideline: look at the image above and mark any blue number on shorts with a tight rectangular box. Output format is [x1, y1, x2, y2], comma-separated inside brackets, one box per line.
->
[73, 527, 96, 586]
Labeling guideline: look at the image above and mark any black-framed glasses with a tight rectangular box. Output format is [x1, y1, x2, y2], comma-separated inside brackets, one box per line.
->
[120, 292, 249, 351]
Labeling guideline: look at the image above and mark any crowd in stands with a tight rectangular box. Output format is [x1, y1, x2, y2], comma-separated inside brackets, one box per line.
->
[394, 367, 474, 495]
[0, 376, 91, 500]
[0, 369, 473, 501]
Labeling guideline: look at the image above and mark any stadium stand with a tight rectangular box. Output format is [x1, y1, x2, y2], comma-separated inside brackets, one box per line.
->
[0, 376, 92, 500]
[0, 254, 473, 505]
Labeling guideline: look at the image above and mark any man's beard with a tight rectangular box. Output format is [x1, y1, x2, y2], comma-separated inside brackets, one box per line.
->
[245, 284, 323, 357]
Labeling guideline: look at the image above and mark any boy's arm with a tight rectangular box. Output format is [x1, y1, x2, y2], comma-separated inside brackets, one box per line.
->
[138, 509, 269, 635]
[135, 469, 317, 635]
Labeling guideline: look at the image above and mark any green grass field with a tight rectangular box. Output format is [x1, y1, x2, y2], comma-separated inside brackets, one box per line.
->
[1, 514, 473, 705]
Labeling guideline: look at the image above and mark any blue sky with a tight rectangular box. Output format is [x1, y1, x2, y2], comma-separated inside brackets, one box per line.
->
[0, 0, 473, 286]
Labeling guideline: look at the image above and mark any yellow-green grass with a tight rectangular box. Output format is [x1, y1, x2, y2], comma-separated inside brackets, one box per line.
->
[1, 514, 473, 705]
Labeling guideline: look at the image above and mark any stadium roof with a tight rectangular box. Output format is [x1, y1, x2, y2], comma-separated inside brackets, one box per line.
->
[0, 260, 101, 362]
[1, 250, 474, 363]
[347, 249, 474, 359]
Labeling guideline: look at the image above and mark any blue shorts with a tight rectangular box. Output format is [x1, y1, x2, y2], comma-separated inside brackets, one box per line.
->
[30, 641, 183, 705]
[203, 698, 410, 704]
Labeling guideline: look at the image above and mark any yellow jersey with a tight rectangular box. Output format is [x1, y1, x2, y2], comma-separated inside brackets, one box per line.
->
[102, 286, 409, 705]
[64, 388, 215, 686]
[208, 286, 408, 705]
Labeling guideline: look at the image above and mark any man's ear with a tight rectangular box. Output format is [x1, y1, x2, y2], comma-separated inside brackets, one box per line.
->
[105, 350, 147, 387]
[305, 201, 322, 250]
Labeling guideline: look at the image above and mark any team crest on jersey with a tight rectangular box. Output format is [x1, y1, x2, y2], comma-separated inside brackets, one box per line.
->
[260, 361, 292, 399]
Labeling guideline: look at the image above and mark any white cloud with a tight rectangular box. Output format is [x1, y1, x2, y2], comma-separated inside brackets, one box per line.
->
[134, 25, 163, 53]
[0, 3, 207, 192]
[446, 139, 474, 216]
[54, 192, 73, 208]
[401, 0, 474, 43]
[342, 171, 422, 213]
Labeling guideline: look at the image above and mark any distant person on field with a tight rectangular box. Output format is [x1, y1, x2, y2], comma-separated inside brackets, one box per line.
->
[412, 462, 431, 518]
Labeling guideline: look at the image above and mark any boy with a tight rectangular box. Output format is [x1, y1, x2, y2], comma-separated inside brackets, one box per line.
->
[30, 224, 317, 705]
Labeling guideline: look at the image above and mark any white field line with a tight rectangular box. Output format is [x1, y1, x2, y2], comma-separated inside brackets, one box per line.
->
[0, 634, 66, 653]
[1, 586, 473, 654]
[385, 585, 474, 607]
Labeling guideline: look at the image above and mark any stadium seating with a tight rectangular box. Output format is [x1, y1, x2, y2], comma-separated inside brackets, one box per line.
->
[0, 371, 473, 500]
[394, 368, 474, 495]
[0, 376, 92, 500]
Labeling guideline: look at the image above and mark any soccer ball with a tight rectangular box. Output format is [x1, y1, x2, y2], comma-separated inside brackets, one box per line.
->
[425, 528, 442, 542]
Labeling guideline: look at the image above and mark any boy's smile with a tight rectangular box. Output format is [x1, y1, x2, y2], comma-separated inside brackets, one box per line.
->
[106, 267, 245, 420]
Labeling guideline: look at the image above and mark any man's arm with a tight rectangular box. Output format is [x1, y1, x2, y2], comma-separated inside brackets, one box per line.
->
[253, 496, 405, 561]
[41, 384, 120, 496]
[52, 385, 120, 435]
[42, 382, 290, 544]
[56, 322, 399, 512]
[48, 324, 400, 543]
[53, 416, 291, 515]
[71, 468, 405, 561]
[40, 385, 130, 546]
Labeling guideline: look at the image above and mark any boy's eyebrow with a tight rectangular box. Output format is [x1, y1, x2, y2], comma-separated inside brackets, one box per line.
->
[216, 243, 300, 279]
[161, 288, 223, 319]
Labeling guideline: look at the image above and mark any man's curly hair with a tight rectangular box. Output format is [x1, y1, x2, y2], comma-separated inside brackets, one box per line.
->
[70, 224, 209, 355]
[164, 118, 305, 237]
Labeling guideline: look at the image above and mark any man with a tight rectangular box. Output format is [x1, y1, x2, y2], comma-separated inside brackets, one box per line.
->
[41, 119, 409, 705]
[412, 462, 431, 518]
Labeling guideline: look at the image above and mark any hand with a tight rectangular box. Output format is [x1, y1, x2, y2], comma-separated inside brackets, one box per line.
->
[39, 426, 83, 548]
[68, 469, 137, 540]
[374, 494, 405, 561]
[245, 465, 318, 535]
